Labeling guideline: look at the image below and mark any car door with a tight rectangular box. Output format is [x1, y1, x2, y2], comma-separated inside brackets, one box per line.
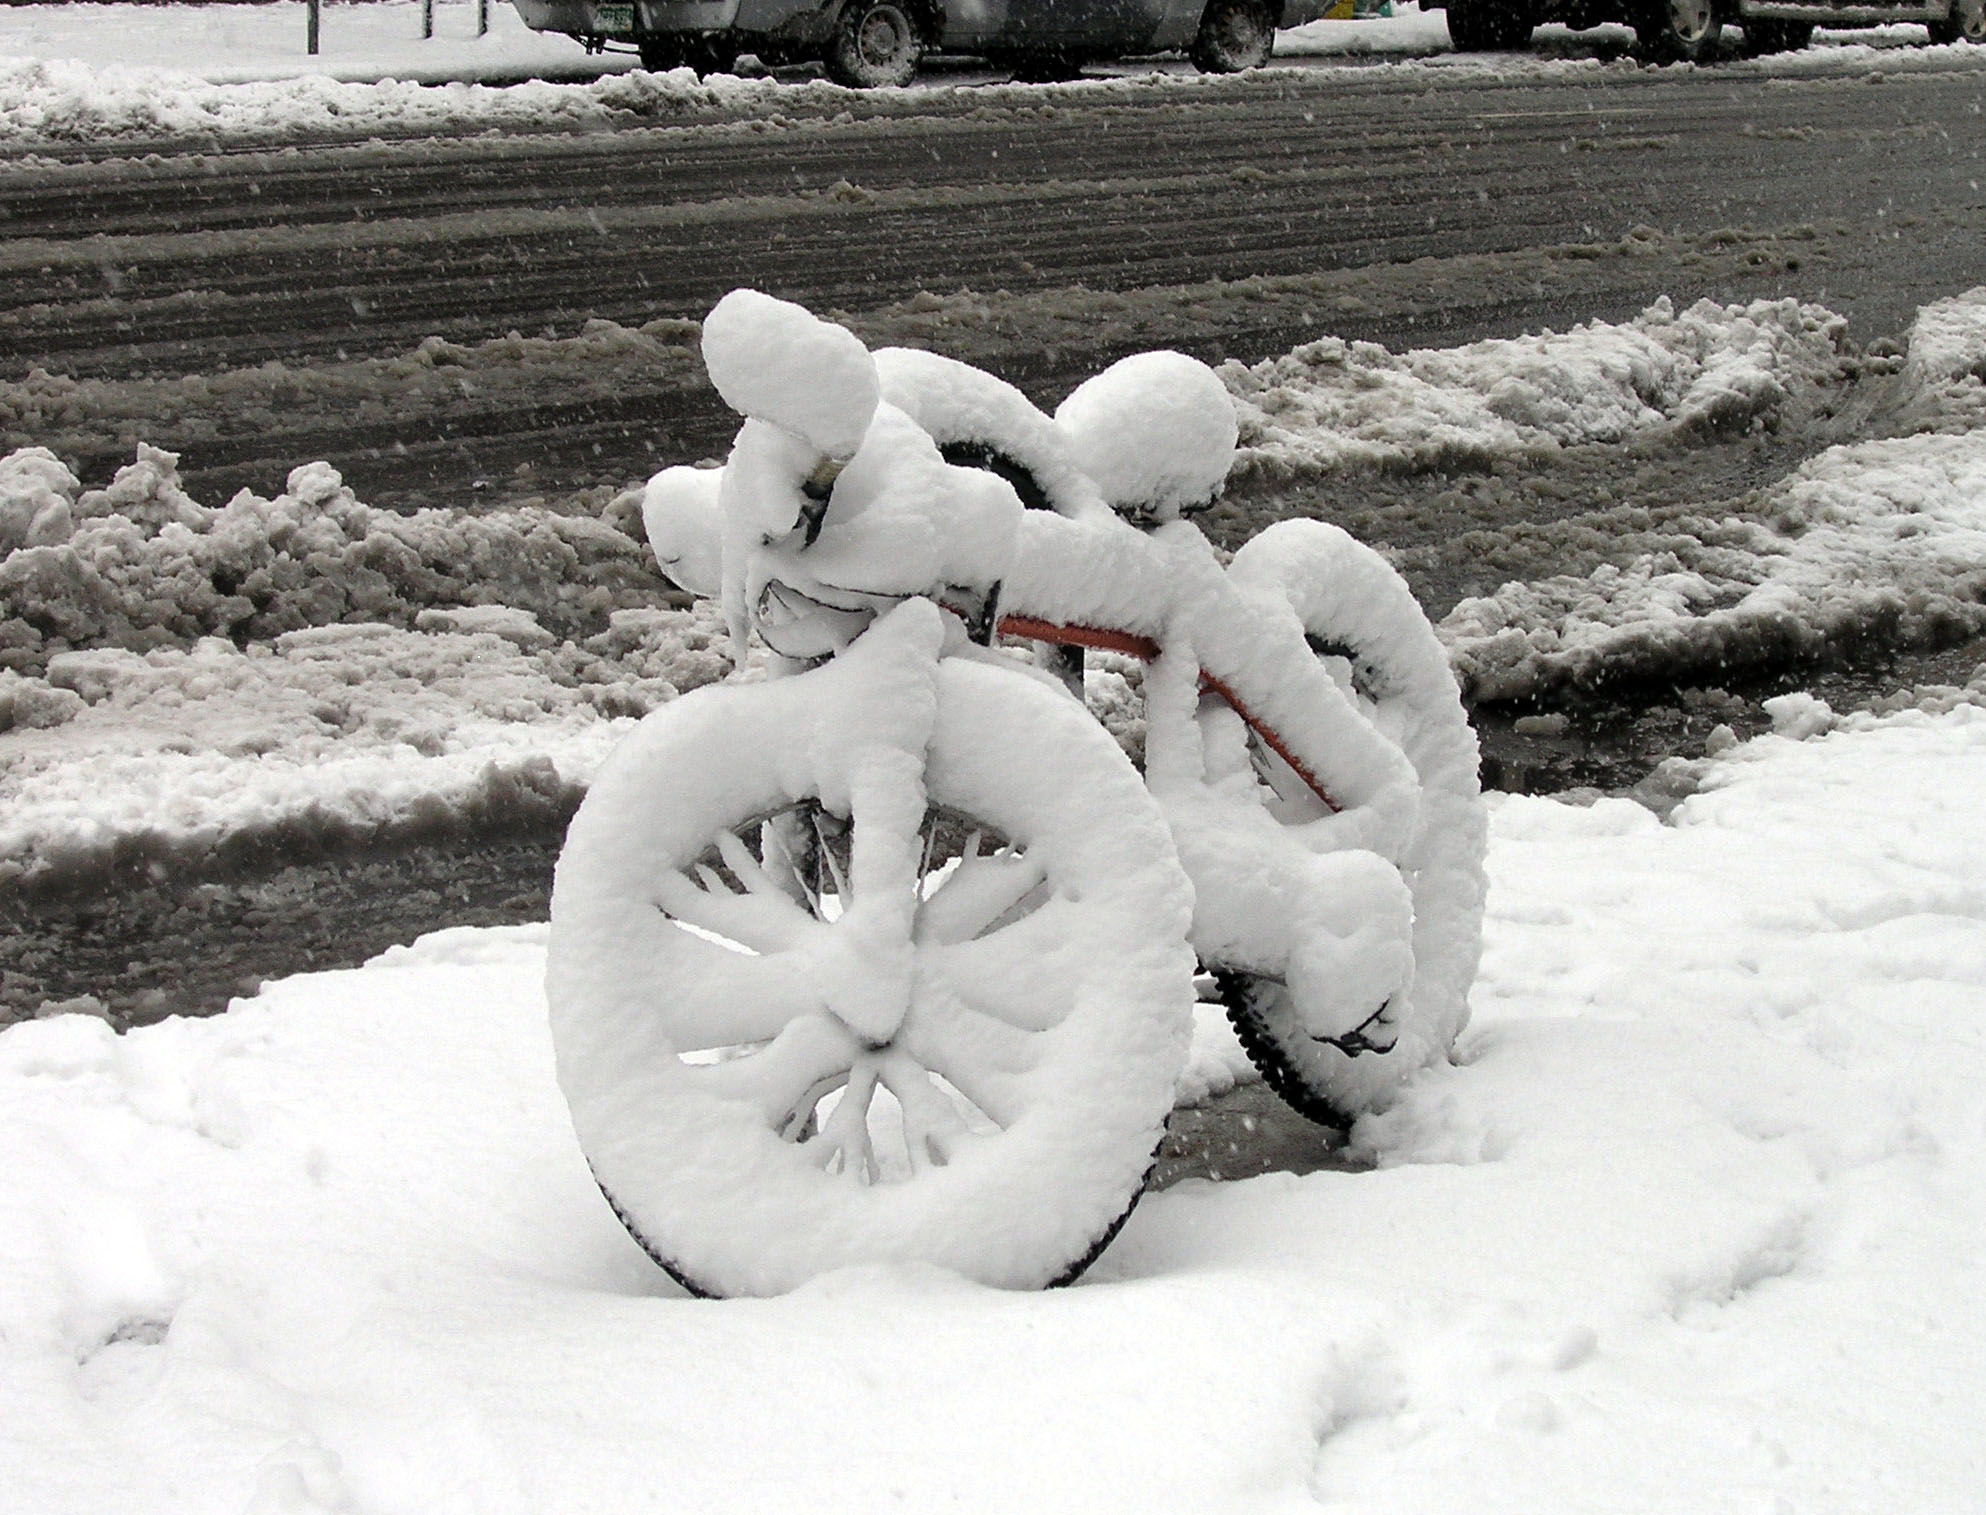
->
[998, 0, 1171, 51]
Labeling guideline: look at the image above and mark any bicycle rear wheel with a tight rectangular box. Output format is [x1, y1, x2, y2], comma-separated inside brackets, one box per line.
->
[1219, 520, 1487, 1126]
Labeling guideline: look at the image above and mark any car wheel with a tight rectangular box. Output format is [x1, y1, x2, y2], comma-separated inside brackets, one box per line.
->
[825, 0, 924, 87]
[1928, 0, 1984, 42]
[1744, 17, 1812, 51]
[1190, 0, 1275, 72]
[1635, 0, 1722, 61]
[1444, 0, 1535, 50]
[638, 37, 684, 70]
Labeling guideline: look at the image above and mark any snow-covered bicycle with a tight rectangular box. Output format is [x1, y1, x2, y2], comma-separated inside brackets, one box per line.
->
[547, 291, 1486, 1298]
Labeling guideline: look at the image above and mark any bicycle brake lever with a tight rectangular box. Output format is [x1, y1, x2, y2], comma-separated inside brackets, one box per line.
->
[1308, 999, 1400, 1058]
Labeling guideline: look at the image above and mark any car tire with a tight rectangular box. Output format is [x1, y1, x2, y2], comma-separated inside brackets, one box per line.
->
[1190, 0, 1276, 71]
[1744, 17, 1812, 51]
[1634, 0, 1723, 61]
[824, 0, 924, 87]
[1445, 0, 1535, 50]
[1927, 0, 1985, 42]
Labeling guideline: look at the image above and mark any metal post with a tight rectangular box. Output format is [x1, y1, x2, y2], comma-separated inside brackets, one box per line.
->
[307, 0, 320, 54]
[479, 0, 490, 34]
[423, 0, 435, 39]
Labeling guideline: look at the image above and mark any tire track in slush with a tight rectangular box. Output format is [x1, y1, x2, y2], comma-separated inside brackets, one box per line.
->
[0, 65, 1982, 512]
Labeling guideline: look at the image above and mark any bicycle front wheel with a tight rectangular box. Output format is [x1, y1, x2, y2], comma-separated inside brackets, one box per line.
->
[548, 608, 1196, 1296]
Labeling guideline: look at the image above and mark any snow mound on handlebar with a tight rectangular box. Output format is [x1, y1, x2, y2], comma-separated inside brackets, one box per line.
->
[1056, 351, 1239, 521]
[642, 465, 724, 599]
[701, 290, 878, 460]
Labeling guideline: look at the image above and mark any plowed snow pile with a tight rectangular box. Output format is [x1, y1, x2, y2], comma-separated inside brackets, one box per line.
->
[0, 448, 732, 887]
[5, 702, 1982, 1512]
[1227, 293, 1853, 474]
[1437, 291, 1986, 700]
[6, 292, 1984, 888]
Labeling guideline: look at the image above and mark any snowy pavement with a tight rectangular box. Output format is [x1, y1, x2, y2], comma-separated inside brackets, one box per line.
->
[3, 280, 1984, 1506]
[5, 696, 1983, 1512]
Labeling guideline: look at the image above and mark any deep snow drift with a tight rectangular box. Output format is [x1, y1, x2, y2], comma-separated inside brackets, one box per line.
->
[4, 290, 1982, 897]
[5, 699, 1983, 1512]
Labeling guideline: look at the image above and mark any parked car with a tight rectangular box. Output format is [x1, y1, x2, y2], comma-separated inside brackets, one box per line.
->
[511, 0, 1333, 85]
[1428, 0, 1982, 62]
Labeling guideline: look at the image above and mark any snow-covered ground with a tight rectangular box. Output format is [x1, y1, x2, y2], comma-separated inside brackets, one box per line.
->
[2, 12, 1983, 1485]
[6, 693, 1984, 1511]
[2, 0, 1983, 147]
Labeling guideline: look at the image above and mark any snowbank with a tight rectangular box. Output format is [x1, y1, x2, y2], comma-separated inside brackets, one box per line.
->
[0, 447, 663, 664]
[1226, 293, 1851, 478]
[1277, 4, 1454, 56]
[1439, 290, 1986, 701]
[0, 446, 734, 887]
[5, 703, 1982, 1510]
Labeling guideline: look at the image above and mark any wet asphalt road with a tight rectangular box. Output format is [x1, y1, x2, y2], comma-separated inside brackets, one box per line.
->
[4, 51, 1984, 510]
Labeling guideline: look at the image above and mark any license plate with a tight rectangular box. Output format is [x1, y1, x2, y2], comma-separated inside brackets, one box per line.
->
[595, 3, 634, 30]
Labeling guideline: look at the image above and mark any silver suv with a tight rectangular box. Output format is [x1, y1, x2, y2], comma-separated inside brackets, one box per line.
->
[511, 0, 1329, 86]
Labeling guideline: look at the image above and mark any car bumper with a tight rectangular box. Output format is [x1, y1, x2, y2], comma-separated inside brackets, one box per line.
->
[511, 0, 741, 37]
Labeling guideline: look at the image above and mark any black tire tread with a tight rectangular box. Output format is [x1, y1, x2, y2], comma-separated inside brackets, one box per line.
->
[1215, 969, 1359, 1131]
[1190, 0, 1275, 72]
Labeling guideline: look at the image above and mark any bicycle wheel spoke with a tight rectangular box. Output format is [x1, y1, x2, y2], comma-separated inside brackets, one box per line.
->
[575, 918, 821, 1050]
[714, 826, 806, 906]
[813, 809, 853, 907]
[802, 1060, 881, 1181]
[680, 1013, 860, 1130]
[754, 814, 815, 912]
[654, 858, 820, 954]
[876, 1048, 983, 1172]
[925, 898, 1089, 1032]
[899, 989, 1039, 1127]
[917, 848, 1048, 945]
